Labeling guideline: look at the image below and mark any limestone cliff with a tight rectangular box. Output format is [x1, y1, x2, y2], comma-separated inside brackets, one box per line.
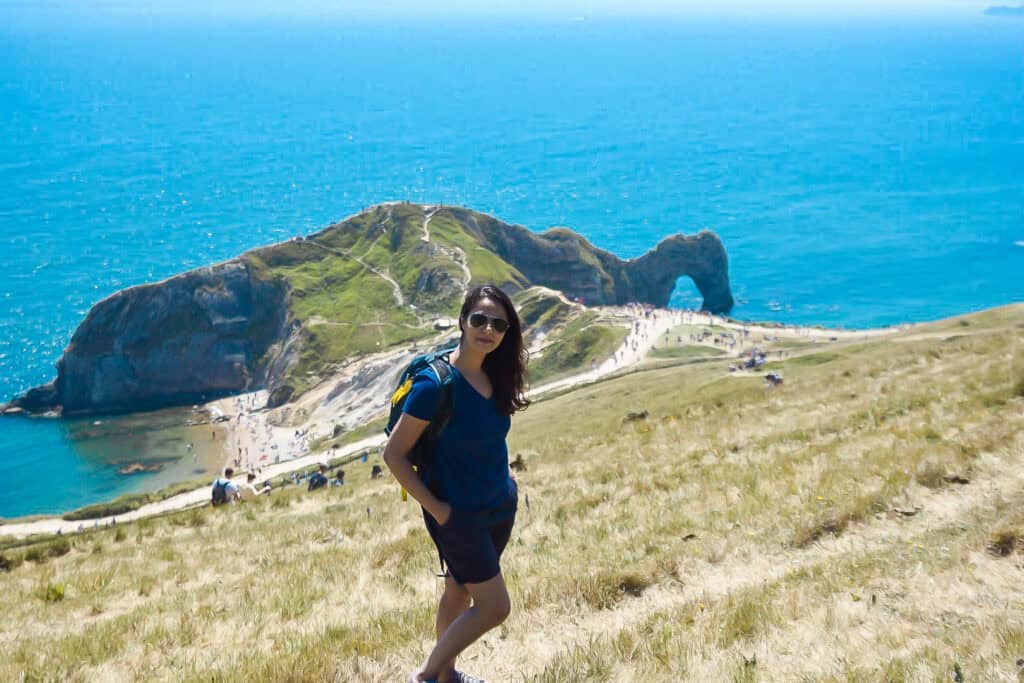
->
[11, 262, 291, 415]
[4, 204, 732, 416]
[447, 208, 733, 311]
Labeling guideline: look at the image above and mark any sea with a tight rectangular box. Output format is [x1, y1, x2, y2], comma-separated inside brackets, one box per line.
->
[1, 15, 1022, 518]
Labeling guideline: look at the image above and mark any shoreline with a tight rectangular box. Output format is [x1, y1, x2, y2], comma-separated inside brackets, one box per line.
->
[0, 308, 905, 537]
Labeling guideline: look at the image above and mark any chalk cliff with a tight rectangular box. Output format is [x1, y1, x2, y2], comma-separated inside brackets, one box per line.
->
[10, 262, 291, 415]
[450, 208, 733, 310]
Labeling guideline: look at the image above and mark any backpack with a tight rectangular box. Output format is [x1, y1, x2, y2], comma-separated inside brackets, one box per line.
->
[386, 346, 456, 500]
[211, 478, 230, 506]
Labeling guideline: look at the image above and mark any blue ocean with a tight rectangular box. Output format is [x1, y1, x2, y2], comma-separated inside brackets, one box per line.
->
[1, 16, 1022, 518]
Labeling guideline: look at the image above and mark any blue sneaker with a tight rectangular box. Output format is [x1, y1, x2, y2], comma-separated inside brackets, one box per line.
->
[453, 672, 486, 683]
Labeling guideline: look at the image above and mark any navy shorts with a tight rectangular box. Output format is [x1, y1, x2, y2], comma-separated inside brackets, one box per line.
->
[423, 493, 517, 585]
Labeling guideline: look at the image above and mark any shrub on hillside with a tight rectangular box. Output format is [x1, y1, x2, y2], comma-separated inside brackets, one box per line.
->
[987, 529, 1019, 557]
[0, 551, 23, 572]
[915, 458, 946, 489]
[62, 494, 149, 521]
[39, 582, 65, 603]
[62, 477, 210, 521]
[22, 537, 71, 564]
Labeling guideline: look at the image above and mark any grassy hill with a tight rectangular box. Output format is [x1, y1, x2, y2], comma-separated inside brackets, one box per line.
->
[1, 305, 1022, 681]
[244, 203, 622, 399]
[244, 204, 487, 397]
[513, 287, 630, 385]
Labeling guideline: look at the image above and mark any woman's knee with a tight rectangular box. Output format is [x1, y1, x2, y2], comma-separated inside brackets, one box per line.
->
[493, 593, 512, 624]
[440, 584, 471, 611]
[466, 574, 512, 626]
[479, 590, 511, 627]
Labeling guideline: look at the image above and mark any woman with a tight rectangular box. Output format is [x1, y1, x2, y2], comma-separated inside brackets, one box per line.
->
[384, 284, 530, 683]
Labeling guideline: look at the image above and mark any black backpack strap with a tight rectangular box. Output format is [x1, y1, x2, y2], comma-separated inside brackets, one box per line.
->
[428, 356, 452, 384]
[427, 358, 455, 434]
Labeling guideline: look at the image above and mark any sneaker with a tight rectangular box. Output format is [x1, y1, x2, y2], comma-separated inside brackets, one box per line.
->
[453, 671, 487, 683]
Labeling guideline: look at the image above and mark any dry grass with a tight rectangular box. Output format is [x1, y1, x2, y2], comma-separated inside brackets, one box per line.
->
[1, 304, 1023, 682]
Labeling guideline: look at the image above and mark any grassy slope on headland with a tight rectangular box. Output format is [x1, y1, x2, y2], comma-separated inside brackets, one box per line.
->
[1, 305, 1022, 681]
[243, 204, 533, 397]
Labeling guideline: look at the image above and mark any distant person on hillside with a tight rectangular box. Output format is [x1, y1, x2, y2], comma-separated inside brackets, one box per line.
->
[307, 463, 329, 491]
[238, 472, 270, 500]
[330, 468, 346, 487]
[384, 285, 528, 683]
[211, 468, 240, 506]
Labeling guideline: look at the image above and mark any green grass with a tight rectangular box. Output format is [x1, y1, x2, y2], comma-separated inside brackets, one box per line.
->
[60, 476, 213, 521]
[649, 344, 725, 360]
[529, 314, 629, 384]
[242, 204, 538, 396]
[312, 416, 389, 453]
[514, 287, 576, 331]
[429, 211, 528, 290]
[768, 351, 846, 368]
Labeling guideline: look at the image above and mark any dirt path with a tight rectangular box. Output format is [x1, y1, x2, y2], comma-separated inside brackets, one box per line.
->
[421, 205, 439, 242]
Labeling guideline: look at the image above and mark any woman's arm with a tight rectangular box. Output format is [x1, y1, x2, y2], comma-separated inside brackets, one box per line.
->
[382, 413, 451, 525]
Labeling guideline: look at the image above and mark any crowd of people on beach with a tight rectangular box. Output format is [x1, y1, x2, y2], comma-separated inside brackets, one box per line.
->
[223, 394, 320, 473]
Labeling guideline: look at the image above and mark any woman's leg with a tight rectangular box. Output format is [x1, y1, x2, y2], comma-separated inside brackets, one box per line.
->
[435, 576, 471, 683]
[419, 573, 511, 680]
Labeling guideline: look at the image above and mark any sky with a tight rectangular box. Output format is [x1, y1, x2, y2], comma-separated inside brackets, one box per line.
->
[0, 0, 1007, 21]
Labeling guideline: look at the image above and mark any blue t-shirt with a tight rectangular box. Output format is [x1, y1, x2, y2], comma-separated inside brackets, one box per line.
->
[403, 364, 514, 512]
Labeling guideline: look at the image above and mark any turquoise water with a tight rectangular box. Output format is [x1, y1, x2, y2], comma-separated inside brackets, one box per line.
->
[1, 18, 1023, 517]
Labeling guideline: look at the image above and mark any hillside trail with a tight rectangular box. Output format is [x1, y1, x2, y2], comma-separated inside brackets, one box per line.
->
[490, 432, 1024, 680]
[421, 205, 439, 242]
[307, 231, 405, 308]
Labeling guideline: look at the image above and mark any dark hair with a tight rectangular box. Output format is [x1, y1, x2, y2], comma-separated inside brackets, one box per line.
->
[458, 285, 530, 416]
[225, 467, 234, 477]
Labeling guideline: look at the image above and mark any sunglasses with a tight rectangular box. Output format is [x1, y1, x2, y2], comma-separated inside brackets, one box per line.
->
[467, 312, 510, 333]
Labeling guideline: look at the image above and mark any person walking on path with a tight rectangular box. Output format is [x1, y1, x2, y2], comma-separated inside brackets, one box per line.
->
[211, 468, 240, 506]
[384, 285, 530, 683]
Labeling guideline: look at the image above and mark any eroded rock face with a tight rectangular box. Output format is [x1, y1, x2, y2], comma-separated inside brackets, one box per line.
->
[14, 262, 289, 415]
[448, 208, 734, 312]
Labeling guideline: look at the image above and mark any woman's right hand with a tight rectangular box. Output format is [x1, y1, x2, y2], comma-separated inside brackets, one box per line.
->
[433, 502, 453, 526]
